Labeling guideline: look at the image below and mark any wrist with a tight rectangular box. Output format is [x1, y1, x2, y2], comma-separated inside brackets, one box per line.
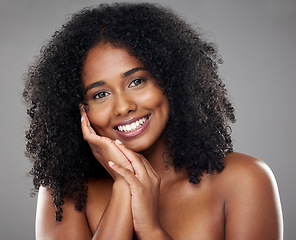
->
[112, 178, 130, 192]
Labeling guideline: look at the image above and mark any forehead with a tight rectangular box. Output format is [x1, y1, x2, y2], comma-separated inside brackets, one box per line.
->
[81, 43, 143, 85]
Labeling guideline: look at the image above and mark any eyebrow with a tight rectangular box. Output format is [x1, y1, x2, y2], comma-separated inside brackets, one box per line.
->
[84, 80, 105, 94]
[122, 67, 147, 77]
[84, 67, 148, 94]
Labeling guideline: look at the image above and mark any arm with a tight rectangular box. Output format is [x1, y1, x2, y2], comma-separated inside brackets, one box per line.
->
[35, 111, 134, 239]
[92, 179, 133, 240]
[36, 186, 93, 240]
[224, 155, 283, 240]
[36, 180, 133, 240]
[81, 108, 134, 240]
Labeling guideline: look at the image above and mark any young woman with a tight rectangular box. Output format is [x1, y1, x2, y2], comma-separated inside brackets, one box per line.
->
[23, 3, 283, 240]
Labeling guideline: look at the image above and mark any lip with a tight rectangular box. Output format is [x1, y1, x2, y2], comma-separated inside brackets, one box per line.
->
[114, 114, 151, 138]
[114, 115, 150, 128]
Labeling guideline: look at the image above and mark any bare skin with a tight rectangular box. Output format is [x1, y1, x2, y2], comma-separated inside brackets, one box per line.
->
[36, 151, 283, 240]
[35, 43, 283, 239]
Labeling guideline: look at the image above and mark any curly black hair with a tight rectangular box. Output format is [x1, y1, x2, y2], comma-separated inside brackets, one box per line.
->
[23, 2, 235, 221]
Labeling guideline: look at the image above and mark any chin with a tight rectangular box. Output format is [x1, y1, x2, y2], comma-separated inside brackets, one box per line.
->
[123, 141, 150, 153]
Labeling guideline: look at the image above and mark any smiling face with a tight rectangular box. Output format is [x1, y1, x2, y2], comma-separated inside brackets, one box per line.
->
[81, 43, 170, 152]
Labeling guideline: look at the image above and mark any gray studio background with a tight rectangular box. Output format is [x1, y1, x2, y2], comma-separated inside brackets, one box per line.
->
[0, 0, 295, 239]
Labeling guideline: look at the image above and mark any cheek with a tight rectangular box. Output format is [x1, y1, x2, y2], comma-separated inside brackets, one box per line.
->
[138, 88, 168, 109]
[86, 106, 111, 133]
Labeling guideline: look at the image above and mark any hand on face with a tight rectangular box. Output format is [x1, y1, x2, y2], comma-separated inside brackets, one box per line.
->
[80, 44, 169, 237]
[81, 43, 170, 153]
[80, 105, 134, 180]
[81, 105, 163, 237]
[109, 141, 162, 238]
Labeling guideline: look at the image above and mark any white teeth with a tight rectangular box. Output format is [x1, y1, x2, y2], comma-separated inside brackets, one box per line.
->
[116, 116, 148, 133]
[131, 122, 136, 130]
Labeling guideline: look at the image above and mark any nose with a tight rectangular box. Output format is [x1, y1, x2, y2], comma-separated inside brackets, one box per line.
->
[113, 93, 137, 116]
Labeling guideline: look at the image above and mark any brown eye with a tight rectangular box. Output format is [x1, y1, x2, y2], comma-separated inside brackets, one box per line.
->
[93, 91, 110, 99]
[129, 78, 145, 87]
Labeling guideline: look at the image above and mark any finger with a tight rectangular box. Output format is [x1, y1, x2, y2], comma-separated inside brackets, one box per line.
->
[80, 106, 96, 135]
[114, 140, 149, 179]
[97, 139, 134, 173]
[108, 161, 140, 187]
[81, 116, 97, 143]
[80, 113, 99, 145]
[79, 109, 132, 168]
[79, 106, 124, 147]
[80, 108, 115, 145]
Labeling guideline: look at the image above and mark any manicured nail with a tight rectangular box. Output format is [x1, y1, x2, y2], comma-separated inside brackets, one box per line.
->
[108, 161, 115, 166]
[115, 139, 123, 144]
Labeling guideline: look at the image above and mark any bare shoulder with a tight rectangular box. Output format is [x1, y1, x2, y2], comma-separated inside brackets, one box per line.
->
[220, 152, 281, 208]
[223, 152, 269, 170]
[221, 152, 275, 182]
[36, 186, 92, 240]
[36, 178, 113, 239]
[219, 152, 283, 240]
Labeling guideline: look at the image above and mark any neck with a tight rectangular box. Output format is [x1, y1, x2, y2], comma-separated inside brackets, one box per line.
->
[140, 135, 187, 191]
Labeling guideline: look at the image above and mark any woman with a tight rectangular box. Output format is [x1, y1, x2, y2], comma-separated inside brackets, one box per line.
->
[23, 2, 283, 239]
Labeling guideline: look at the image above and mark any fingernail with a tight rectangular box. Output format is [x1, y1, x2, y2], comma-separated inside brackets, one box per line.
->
[115, 139, 123, 144]
[108, 161, 115, 166]
[81, 116, 84, 122]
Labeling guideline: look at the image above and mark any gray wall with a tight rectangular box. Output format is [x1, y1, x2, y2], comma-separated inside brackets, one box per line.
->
[1, 0, 295, 239]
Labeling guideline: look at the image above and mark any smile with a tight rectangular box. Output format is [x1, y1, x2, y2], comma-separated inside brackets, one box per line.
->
[116, 116, 149, 132]
[114, 115, 151, 138]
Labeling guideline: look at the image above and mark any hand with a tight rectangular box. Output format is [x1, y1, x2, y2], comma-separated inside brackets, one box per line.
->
[80, 105, 133, 180]
[109, 140, 163, 239]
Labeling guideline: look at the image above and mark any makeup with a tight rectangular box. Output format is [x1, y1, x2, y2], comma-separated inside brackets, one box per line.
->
[114, 115, 151, 138]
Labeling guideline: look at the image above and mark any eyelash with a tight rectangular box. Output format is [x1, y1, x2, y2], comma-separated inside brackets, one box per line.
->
[128, 78, 146, 87]
[92, 78, 146, 100]
[93, 91, 110, 99]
